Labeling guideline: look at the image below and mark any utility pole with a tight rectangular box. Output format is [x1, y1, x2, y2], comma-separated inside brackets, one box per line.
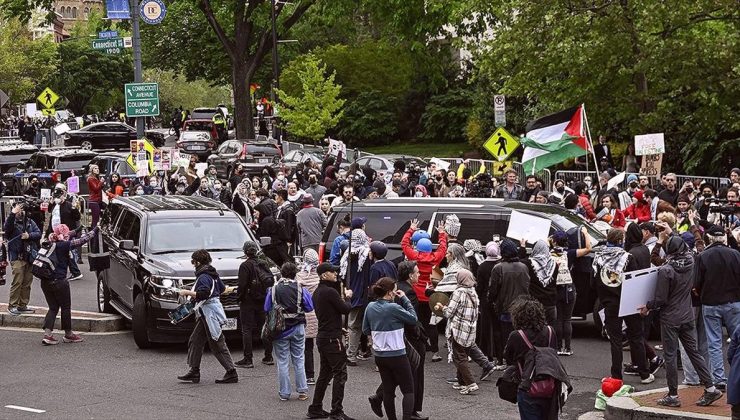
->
[129, 0, 144, 138]
[270, 0, 280, 142]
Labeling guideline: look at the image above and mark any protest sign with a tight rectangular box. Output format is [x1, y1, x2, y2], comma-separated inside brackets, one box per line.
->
[53, 123, 71, 135]
[195, 163, 208, 178]
[130, 140, 139, 154]
[161, 148, 171, 170]
[552, 253, 572, 285]
[327, 138, 346, 157]
[618, 267, 659, 317]
[67, 176, 80, 194]
[607, 172, 626, 191]
[153, 149, 162, 170]
[429, 158, 450, 171]
[506, 210, 552, 243]
[40, 188, 51, 200]
[639, 154, 663, 178]
[634, 133, 665, 156]
[177, 152, 191, 168]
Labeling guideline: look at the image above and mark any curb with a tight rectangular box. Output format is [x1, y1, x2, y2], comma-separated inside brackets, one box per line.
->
[0, 305, 126, 333]
[606, 387, 728, 420]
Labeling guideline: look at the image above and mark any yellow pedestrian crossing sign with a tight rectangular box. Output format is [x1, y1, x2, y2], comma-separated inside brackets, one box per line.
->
[37, 87, 60, 109]
[483, 127, 520, 162]
[41, 108, 56, 117]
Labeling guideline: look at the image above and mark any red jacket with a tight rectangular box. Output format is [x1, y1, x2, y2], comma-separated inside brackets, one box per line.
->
[579, 194, 596, 220]
[88, 175, 103, 202]
[401, 228, 447, 302]
[623, 202, 651, 223]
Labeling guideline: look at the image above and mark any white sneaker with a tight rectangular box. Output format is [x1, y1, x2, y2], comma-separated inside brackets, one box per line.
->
[460, 383, 479, 395]
[641, 374, 655, 384]
[68, 274, 83, 281]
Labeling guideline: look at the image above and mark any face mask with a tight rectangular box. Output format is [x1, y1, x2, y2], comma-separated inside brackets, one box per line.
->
[556, 186, 565, 193]
[703, 192, 712, 198]
[149, 181, 157, 187]
[414, 191, 423, 197]
[435, 176, 443, 181]
[630, 182, 638, 188]
[277, 175, 285, 181]
[176, 186, 185, 193]
[136, 189, 144, 195]
[54, 198, 61, 204]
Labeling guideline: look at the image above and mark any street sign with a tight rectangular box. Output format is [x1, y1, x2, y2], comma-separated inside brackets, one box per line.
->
[494, 95, 506, 127]
[98, 30, 119, 39]
[126, 138, 155, 174]
[37, 87, 60, 109]
[91, 37, 132, 54]
[0, 89, 9, 108]
[483, 127, 520, 162]
[125, 83, 160, 117]
[41, 108, 56, 117]
[140, 0, 166, 24]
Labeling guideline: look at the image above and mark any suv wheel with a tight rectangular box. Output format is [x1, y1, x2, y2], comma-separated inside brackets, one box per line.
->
[133, 293, 153, 349]
[97, 270, 115, 314]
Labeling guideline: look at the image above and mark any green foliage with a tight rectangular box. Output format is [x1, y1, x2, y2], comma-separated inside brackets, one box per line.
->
[337, 91, 398, 146]
[471, 0, 739, 175]
[275, 55, 345, 141]
[365, 141, 472, 158]
[418, 86, 473, 144]
[144, 69, 232, 117]
[0, 17, 58, 104]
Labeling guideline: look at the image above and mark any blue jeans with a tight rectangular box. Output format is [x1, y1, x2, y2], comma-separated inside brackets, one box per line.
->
[517, 389, 552, 420]
[69, 248, 81, 277]
[273, 323, 307, 398]
[703, 302, 740, 384]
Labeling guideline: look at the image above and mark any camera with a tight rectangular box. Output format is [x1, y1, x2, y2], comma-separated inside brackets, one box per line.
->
[709, 205, 740, 216]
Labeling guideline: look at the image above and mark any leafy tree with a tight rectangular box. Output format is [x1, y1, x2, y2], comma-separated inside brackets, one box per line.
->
[418, 86, 473, 144]
[0, 17, 57, 104]
[337, 91, 398, 146]
[275, 55, 344, 142]
[144, 69, 232, 118]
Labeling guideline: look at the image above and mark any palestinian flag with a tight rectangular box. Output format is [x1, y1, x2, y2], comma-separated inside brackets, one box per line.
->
[520, 104, 589, 173]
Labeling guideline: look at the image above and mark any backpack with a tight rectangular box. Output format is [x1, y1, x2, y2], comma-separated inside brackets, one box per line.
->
[249, 260, 275, 300]
[31, 242, 59, 281]
[517, 326, 558, 398]
[261, 280, 303, 342]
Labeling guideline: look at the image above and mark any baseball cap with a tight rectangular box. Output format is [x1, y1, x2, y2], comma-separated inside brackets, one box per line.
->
[705, 225, 725, 237]
[351, 217, 367, 229]
[317, 263, 339, 276]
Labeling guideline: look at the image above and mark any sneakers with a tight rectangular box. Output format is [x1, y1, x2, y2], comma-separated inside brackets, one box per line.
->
[624, 364, 640, 376]
[657, 394, 681, 407]
[431, 353, 442, 362]
[716, 383, 727, 391]
[298, 392, 309, 401]
[63, 333, 84, 343]
[451, 383, 465, 390]
[7, 306, 21, 316]
[68, 273, 83, 281]
[279, 395, 289, 401]
[306, 410, 330, 419]
[459, 383, 479, 395]
[262, 357, 275, 366]
[640, 374, 655, 384]
[696, 389, 723, 407]
[346, 358, 358, 367]
[368, 395, 383, 417]
[480, 365, 494, 382]
[235, 358, 254, 368]
[357, 351, 372, 360]
[307, 377, 316, 385]
[557, 348, 573, 356]
[17, 306, 35, 314]
[42, 335, 59, 345]
[492, 363, 508, 371]
[445, 377, 459, 384]
[650, 356, 665, 374]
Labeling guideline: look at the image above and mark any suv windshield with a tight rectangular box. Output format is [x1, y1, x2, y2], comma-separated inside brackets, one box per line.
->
[57, 156, 94, 171]
[147, 218, 250, 253]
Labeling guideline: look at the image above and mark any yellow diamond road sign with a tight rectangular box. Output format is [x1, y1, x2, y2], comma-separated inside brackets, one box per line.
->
[37, 87, 60, 109]
[483, 127, 520, 162]
[41, 108, 56, 117]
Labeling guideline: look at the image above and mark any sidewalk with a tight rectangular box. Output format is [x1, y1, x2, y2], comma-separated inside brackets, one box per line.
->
[0, 303, 126, 332]
[606, 385, 730, 420]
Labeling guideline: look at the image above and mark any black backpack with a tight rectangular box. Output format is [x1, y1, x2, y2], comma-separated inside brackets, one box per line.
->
[249, 259, 275, 300]
[31, 242, 60, 281]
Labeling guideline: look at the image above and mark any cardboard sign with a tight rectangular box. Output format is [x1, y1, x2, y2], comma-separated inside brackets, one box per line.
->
[195, 162, 208, 178]
[327, 138, 346, 157]
[552, 252, 572, 285]
[67, 176, 80, 194]
[618, 267, 659, 317]
[506, 210, 552, 243]
[634, 133, 665, 156]
[639, 154, 663, 178]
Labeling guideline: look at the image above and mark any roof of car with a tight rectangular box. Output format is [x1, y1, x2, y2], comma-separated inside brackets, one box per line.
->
[115, 195, 232, 214]
[34, 147, 99, 158]
[184, 119, 214, 123]
[92, 151, 129, 159]
[331, 197, 509, 211]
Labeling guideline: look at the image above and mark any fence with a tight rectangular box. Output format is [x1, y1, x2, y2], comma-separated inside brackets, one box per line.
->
[439, 158, 552, 191]
[554, 170, 732, 191]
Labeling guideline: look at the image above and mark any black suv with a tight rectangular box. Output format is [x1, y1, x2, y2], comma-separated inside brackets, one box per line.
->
[1, 147, 97, 195]
[0, 139, 38, 176]
[207, 140, 282, 178]
[96, 195, 277, 348]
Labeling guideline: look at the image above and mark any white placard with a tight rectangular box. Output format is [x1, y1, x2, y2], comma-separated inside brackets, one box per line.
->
[25, 103, 39, 118]
[40, 188, 51, 200]
[195, 162, 208, 178]
[53, 123, 71, 135]
[607, 172, 626, 191]
[506, 210, 552, 243]
[618, 267, 659, 317]
[634, 133, 665, 156]
[429, 157, 450, 171]
[327, 138, 346, 157]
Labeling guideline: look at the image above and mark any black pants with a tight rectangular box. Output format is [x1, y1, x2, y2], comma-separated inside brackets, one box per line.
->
[376, 339, 426, 412]
[500, 319, 514, 363]
[41, 278, 71, 332]
[240, 301, 271, 362]
[264, 244, 292, 267]
[417, 303, 438, 353]
[309, 338, 348, 416]
[305, 337, 315, 379]
[555, 294, 576, 350]
[604, 305, 649, 379]
[375, 355, 415, 420]
[187, 314, 236, 372]
[476, 303, 494, 361]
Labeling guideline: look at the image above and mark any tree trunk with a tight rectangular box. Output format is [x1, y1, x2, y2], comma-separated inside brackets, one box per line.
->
[232, 60, 255, 140]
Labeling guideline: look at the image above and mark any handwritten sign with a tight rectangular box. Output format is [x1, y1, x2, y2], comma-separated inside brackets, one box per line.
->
[639, 154, 663, 178]
[67, 176, 80, 194]
[634, 133, 665, 156]
[552, 252, 572, 285]
[327, 138, 346, 158]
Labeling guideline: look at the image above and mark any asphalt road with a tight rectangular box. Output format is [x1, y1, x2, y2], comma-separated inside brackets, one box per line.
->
[0, 264, 679, 420]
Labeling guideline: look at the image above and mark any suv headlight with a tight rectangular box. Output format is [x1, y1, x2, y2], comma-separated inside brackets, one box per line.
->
[150, 276, 183, 301]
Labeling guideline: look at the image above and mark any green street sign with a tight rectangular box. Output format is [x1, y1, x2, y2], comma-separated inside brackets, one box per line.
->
[91, 37, 132, 54]
[125, 83, 160, 117]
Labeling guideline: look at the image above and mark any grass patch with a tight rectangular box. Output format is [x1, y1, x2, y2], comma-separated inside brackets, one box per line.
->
[364, 141, 472, 158]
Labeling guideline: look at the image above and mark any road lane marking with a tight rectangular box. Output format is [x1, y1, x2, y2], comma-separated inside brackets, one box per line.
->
[5, 405, 46, 413]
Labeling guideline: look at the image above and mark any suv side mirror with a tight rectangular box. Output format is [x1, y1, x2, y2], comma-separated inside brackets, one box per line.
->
[259, 236, 272, 246]
[120, 239, 138, 252]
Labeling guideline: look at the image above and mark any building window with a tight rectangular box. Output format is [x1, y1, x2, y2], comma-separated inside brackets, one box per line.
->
[84, 7, 89, 18]
[72, 7, 77, 18]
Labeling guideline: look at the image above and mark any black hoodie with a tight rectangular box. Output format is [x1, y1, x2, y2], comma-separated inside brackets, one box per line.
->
[647, 237, 694, 326]
[625, 223, 650, 270]
[194, 264, 225, 302]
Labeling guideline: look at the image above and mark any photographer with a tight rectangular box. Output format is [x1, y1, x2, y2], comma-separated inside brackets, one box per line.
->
[4, 202, 41, 315]
[45, 185, 83, 281]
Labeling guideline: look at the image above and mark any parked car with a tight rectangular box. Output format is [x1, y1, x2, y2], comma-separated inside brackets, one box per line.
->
[176, 131, 216, 159]
[0, 139, 38, 175]
[280, 149, 324, 172]
[63, 122, 165, 150]
[1, 147, 98, 195]
[320, 197, 605, 331]
[181, 119, 221, 143]
[96, 195, 278, 348]
[355, 155, 395, 177]
[207, 140, 282, 178]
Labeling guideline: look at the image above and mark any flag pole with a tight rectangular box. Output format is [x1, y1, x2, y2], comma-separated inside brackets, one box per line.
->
[582, 104, 599, 177]
[532, 157, 536, 176]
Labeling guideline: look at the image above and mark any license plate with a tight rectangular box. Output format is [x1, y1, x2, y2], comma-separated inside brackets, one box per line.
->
[258, 158, 269, 164]
[190, 145, 206, 151]
[222, 318, 237, 330]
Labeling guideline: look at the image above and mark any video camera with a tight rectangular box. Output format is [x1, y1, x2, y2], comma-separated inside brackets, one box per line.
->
[709, 203, 740, 216]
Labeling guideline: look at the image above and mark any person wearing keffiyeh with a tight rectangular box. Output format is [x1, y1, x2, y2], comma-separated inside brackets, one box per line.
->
[341, 228, 373, 365]
[296, 249, 320, 383]
[519, 239, 558, 326]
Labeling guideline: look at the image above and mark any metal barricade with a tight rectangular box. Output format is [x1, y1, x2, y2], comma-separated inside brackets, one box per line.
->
[675, 175, 731, 191]
[513, 162, 551, 191]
